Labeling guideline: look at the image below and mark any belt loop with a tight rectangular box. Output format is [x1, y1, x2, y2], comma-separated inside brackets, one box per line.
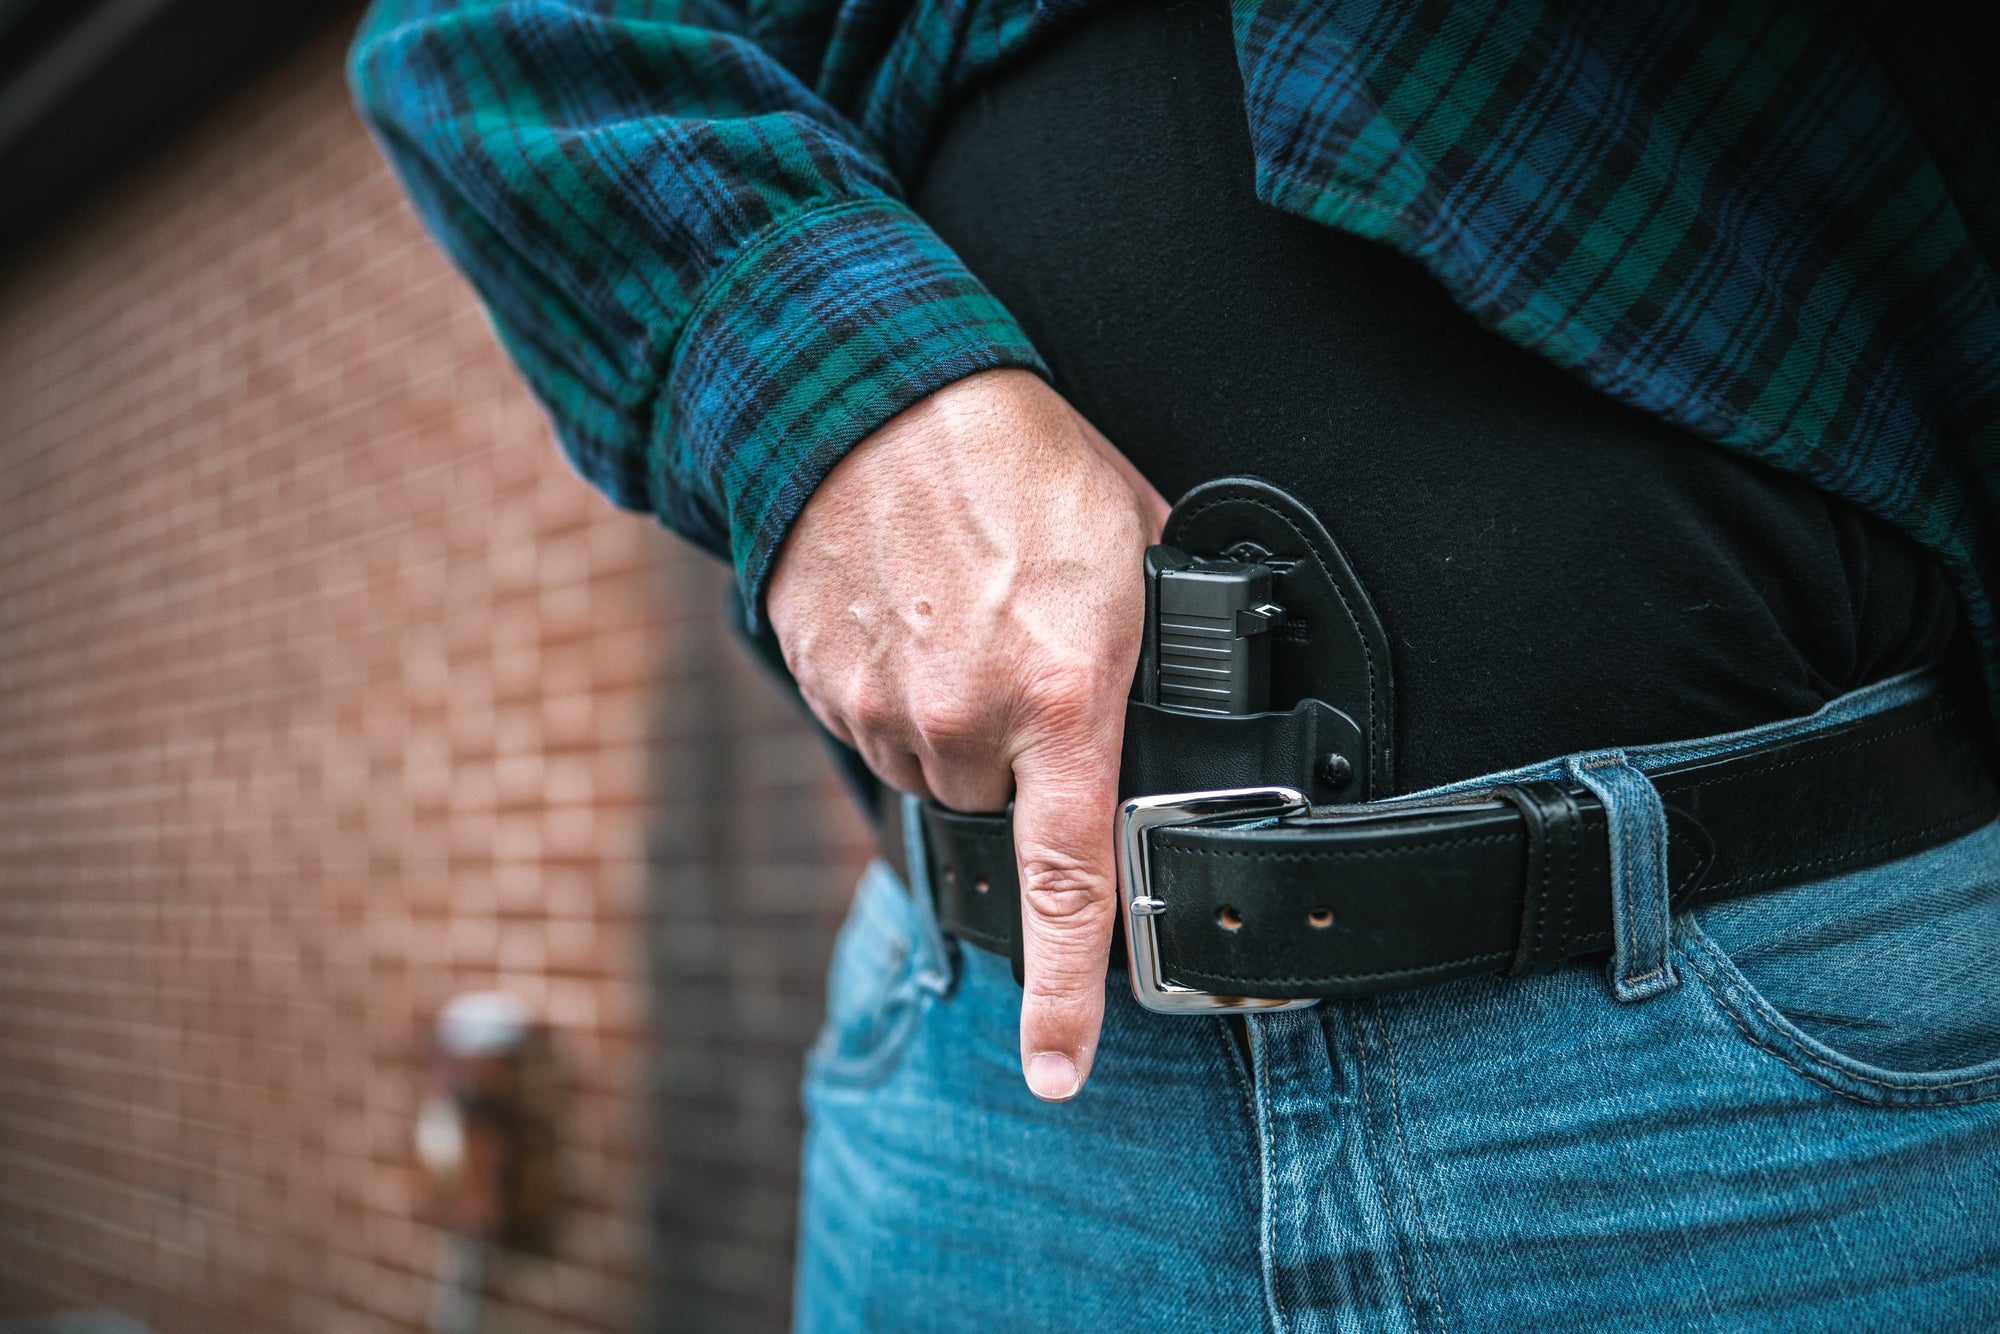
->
[1564, 750, 1679, 1003]
[899, 792, 955, 990]
[1494, 781, 1584, 976]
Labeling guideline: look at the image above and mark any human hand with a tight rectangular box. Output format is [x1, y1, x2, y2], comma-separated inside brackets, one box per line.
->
[767, 368, 1169, 1101]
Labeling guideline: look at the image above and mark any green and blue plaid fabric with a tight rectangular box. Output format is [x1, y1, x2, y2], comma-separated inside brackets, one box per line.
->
[351, 0, 2000, 715]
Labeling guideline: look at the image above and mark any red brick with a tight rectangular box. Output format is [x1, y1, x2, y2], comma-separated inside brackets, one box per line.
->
[0, 21, 869, 1334]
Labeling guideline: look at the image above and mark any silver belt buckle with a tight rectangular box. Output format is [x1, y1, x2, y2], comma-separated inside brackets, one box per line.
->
[1118, 786, 1320, 1015]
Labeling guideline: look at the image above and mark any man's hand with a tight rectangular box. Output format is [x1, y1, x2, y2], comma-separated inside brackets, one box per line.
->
[767, 368, 1169, 1101]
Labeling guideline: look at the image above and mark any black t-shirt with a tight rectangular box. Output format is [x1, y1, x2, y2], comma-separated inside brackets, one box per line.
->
[909, 0, 1958, 794]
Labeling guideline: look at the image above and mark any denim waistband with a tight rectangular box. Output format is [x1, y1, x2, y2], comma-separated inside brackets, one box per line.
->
[1400, 662, 1944, 800]
[1365, 663, 1952, 1002]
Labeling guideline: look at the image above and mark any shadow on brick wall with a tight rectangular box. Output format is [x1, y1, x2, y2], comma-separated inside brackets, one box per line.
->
[642, 559, 870, 1332]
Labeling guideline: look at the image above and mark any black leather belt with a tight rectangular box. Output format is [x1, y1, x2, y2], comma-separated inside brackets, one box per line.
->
[875, 478, 2000, 1012]
[883, 681, 1998, 1006]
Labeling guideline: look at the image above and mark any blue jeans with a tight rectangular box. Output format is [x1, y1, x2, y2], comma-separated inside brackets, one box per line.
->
[795, 669, 2000, 1332]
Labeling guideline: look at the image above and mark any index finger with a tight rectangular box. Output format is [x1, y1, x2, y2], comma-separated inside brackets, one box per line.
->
[1009, 699, 1126, 1101]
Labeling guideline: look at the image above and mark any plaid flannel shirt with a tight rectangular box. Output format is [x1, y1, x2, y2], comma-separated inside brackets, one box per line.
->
[350, 0, 2000, 717]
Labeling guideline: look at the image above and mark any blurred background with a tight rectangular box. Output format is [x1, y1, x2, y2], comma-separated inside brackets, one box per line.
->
[0, 3, 872, 1330]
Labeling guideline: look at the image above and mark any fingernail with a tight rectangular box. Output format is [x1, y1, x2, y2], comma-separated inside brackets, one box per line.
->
[1026, 1051, 1080, 1101]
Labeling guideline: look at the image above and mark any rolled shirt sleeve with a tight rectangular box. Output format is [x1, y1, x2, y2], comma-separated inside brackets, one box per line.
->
[348, 0, 1045, 622]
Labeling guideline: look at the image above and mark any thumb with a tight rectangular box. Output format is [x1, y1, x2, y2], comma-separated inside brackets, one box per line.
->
[1009, 707, 1124, 1102]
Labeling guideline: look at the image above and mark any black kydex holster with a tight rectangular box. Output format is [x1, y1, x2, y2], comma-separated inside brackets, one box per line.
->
[1124, 476, 1396, 807]
[847, 474, 1397, 988]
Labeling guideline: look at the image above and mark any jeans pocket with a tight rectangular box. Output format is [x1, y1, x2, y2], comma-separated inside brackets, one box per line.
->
[806, 859, 934, 1090]
[1676, 817, 2000, 1107]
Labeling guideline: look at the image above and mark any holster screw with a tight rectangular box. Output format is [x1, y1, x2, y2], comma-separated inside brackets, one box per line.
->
[1318, 752, 1354, 791]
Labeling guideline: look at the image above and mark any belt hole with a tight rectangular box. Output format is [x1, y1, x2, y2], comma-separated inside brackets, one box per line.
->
[1307, 907, 1334, 929]
[974, 875, 990, 895]
[942, 866, 958, 887]
[1217, 906, 1243, 932]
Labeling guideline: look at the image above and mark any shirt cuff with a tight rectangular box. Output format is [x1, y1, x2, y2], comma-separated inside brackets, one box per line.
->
[661, 197, 1047, 627]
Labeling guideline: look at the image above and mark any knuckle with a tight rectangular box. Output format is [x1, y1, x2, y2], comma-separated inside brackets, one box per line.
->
[1016, 656, 1112, 732]
[856, 740, 914, 789]
[909, 695, 988, 754]
[931, 768, 1012, 815]
[1021, 660, 1090, 708]
[1016, 846, 1111, 925]
[843, 686, 900, 738]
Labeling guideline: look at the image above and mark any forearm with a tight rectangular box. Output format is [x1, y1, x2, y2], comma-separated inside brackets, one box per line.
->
[348, 0, 1043, 612]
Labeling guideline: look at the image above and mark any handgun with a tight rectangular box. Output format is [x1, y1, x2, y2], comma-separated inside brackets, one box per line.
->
[1142, 546, 1284, 717]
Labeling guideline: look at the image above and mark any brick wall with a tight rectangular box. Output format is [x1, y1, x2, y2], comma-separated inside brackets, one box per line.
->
[0, 22, 869, 1333]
